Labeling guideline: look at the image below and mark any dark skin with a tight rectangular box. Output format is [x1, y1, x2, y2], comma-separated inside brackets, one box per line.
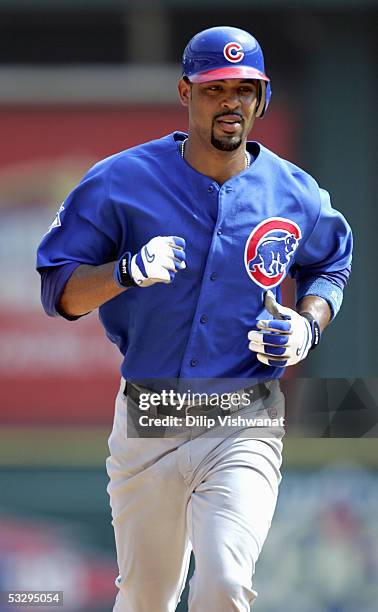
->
[59, 77, 331, 333]
[297, 295, 331, 331]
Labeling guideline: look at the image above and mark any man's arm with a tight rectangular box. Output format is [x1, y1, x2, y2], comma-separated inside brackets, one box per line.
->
[59, 262, 125, 317]
[58, 235, 187, 317]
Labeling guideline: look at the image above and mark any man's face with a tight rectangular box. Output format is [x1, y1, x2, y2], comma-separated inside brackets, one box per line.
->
[179, 78, 259, 151]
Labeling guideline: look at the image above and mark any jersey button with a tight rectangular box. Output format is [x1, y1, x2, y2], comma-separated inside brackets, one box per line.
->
[190, 359, 198, 367]
[208, 185, 215, 193]
[217, 229, 222, 235]
[200, 314, 208, 324]
[210, 273, 217, 281]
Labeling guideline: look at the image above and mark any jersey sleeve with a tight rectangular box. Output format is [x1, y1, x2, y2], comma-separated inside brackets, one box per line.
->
[36, 160, 123, 271]
[290, 188, 353, 318]
[291, 188, 353, 277]
[39, 262, 83, 319]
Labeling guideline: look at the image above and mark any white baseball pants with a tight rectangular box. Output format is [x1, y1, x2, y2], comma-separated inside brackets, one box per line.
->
[106, 379, 283, 612]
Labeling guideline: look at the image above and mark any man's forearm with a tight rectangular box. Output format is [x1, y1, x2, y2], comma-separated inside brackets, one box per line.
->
[59, 262, 126, 316]
[297, 295, 332, 332]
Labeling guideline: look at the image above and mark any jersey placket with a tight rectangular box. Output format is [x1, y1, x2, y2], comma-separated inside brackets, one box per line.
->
[179, 181, 233, 380]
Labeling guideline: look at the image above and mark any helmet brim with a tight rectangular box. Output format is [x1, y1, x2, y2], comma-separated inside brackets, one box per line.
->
[188, 66, 270, 84]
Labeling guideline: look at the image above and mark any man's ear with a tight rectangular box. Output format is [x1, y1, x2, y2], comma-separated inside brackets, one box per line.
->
[178, 78, 191, 107]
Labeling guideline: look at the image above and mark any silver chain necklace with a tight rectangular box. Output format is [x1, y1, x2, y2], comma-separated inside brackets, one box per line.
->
[180, 138, 250, 170]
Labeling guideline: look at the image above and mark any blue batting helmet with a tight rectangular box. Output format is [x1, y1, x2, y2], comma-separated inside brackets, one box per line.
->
[182, 26, 271, 117]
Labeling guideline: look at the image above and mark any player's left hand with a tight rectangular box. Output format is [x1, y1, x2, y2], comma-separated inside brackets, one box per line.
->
[247, 290, 314, 367]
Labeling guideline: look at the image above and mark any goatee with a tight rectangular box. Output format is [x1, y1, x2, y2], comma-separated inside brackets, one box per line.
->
[211, 133, 243, 152]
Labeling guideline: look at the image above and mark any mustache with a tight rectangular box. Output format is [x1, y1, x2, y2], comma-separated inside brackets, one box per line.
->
[213, 111, 244, 121]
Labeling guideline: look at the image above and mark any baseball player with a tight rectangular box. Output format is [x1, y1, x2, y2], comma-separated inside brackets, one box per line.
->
[36, 26, 352, 612]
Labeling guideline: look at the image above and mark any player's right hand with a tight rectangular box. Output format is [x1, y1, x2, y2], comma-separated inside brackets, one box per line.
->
[247, 290, 314, 367]
[130, 236, 186, 287]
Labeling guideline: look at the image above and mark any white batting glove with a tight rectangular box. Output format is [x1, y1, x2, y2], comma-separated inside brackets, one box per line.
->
[115, 236, 186, 288]
[248, 290, 315, 367]
[131, 236, 186, 287]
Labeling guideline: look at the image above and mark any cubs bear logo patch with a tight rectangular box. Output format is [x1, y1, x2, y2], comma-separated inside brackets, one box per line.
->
[244, 217, 301, 288]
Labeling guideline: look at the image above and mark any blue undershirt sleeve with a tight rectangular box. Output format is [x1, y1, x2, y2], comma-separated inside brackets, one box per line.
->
[295, 268, 351, 319]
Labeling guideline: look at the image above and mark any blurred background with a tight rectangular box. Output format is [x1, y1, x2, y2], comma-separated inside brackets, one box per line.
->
[0, 1, 377, 610]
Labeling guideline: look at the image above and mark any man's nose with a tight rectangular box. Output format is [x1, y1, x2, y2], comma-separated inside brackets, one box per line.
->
[220, 91, 242, 110]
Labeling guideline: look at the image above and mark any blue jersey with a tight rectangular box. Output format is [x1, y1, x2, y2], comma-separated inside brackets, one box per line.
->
[36, 132, 352, 383]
